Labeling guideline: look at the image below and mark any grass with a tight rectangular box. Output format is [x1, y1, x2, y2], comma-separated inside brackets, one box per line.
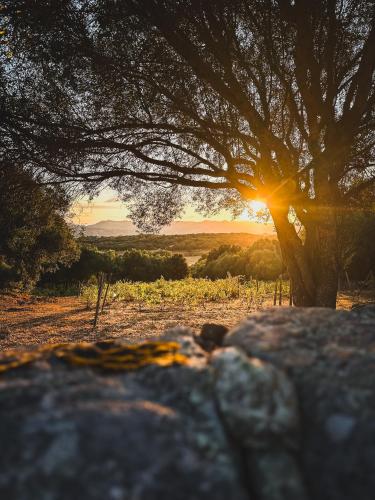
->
[81, 276, 289, 310]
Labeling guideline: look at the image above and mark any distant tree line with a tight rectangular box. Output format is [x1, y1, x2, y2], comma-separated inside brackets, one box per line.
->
[39, 248, 189, 288]
[79, 233, 269, 254]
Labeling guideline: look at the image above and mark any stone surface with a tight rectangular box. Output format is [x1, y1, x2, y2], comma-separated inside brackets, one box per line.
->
[225, 306, 375, 500]
[1, 306, 375, 500]
[211, 347, 307, 500]
[211, 347, 298, 449]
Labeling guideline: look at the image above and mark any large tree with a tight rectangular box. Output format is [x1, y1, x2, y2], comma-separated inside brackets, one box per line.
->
[1, 0, 375, 306]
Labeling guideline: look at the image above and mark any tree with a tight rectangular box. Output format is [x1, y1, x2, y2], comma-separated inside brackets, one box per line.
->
[115, 250, 188, 282]
[40, 247, 115, 287]
[2, 0, 375, 306]
[0, 163, 79, 288]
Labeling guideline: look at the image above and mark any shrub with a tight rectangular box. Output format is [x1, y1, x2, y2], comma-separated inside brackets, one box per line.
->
[191, 239, 284, 280]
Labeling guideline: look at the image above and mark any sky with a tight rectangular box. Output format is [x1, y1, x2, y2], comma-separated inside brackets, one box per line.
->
[71, 187, 264, 225]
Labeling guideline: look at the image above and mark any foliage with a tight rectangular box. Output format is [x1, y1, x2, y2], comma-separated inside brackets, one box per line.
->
[0, 259, 18, 290]
[40, 248, 114, 286]
[191, 239, 283, 281]
[337, 209, 375, 281]
[39, 247, 188, 287]
[0, 165, 79, 289]
[81, 277, 287, 310]
[115, 250, 188, 282]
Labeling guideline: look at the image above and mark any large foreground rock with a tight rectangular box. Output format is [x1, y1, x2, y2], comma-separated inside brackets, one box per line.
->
[224, 306, 375, 500]
[0, 307, 374, 500]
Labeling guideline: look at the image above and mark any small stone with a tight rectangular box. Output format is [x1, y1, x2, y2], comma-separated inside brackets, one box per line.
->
[195, 323, 229, 352]
[157, 327, 207, 359]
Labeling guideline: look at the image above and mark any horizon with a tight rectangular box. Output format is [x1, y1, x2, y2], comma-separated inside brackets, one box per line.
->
[82, 217, 274, 227]
[79, 217, 275, 237]
[71, 188, 271, 227]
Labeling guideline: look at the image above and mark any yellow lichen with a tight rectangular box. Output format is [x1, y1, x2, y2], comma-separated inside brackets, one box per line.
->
[0, 341, 188, 374]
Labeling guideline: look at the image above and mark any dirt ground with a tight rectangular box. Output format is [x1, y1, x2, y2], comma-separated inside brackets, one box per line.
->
[1, 290, 374, 351]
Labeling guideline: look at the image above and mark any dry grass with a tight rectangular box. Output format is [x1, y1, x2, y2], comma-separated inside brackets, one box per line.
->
[1, 290, 374, 351]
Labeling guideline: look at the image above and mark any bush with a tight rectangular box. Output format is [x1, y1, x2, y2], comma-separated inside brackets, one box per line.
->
[191, 239, 284, 280]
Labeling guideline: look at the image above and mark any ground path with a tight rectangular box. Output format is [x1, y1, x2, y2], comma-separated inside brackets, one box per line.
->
[1, 291, 374, 350]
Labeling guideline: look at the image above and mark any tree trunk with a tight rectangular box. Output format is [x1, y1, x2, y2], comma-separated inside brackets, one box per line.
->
[270, 207, 338, 308]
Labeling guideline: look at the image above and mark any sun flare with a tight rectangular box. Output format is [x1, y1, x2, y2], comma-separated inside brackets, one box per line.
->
[249, 200, 267, 212]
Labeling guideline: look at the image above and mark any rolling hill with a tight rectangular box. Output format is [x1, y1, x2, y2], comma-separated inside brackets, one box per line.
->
[79, 219, 275, 237]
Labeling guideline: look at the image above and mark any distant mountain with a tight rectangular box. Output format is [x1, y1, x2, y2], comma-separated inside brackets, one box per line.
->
[79, 219, 275, 237]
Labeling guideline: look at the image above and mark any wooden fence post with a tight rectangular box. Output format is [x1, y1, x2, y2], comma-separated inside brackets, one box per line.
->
[289, 279, 293, 306]
[101, 274, 111, 313]
[273, 280, 278, 306]
[93, 273, 105, 329]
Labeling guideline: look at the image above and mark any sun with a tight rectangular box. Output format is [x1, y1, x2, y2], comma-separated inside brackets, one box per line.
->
[249, 200, 267, 212]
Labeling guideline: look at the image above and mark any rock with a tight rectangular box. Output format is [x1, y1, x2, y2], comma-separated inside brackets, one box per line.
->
[211, 347, 298, 449]
[225, 307, 375, 500]
[0, 342, 247, 500]
[195, 323, 228, 351]
[1, 307, 375, 500]
[159, 327, 207, 359]
[211, 346, 307, 500]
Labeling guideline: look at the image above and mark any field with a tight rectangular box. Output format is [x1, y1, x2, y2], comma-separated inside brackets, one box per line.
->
[1, 278, 374, 350]
[81, 277, 281, 309]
